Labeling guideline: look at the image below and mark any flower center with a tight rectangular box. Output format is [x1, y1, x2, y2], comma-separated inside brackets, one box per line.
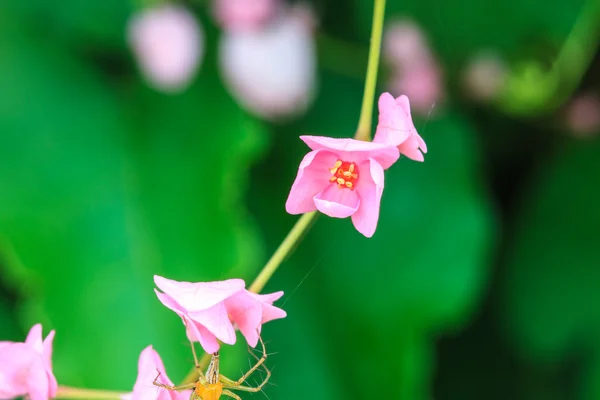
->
[329, 160, 359, 190]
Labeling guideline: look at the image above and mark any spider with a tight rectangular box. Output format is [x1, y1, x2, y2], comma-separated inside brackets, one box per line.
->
[153, 335, 271, 400]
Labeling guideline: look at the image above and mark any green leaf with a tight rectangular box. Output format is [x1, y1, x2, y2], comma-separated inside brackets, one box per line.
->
[247, 72, 495, 399]
[0, 31, 266, 390]
[501, 137, 600, 362]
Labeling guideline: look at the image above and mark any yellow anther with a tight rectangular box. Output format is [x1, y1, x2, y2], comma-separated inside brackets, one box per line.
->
[330, 160, 342, 174]
[328, 160, 359, 191]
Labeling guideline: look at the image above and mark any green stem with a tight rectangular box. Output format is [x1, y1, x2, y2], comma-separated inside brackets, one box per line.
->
[181, 0, 389, 386]
[550, 0, 600, 109]
[248, 211, 318, 293]
[55, 386, 128, 400]
[182, 352, 211, 384]
[355, 0, 387, 141]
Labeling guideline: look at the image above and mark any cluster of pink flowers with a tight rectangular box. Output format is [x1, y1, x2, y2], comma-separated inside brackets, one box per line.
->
[0, 276, 285, 400]
[0, 324, 57, 400]
[127, 0, 317, 120]
[286, 92, 426, 237]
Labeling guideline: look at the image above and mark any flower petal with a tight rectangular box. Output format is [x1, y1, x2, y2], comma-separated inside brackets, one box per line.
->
[193, 324, 221, 354]
[42, 330, 57, 397]
[226, 290, 287, 347]
[188, 302, 237, 345]
[398, 134, 426, 161]
[314, 184, 360, 218]
[154, 275, 245, 311]
[373, 92, 414, 147]
[351, 159, 385, 237]
[0, 343, 35, 398]
[131, 346, 174, 400]
[225, 291, 263, 347]
[300, 135, 399, 170]
[26, 356, 49, 400]
[155, 289, 228, 353]
[25, 323, 43, 353]
[285, 150, 337, 214]
[260, 302, 287, 324]
[396, 94, 411, 114]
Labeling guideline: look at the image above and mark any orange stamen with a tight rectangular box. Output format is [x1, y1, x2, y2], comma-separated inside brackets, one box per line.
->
[328, 160, 359, 190]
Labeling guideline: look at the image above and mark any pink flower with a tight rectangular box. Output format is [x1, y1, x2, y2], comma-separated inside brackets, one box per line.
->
[225, 290, 287, 347]
[127, 4, 204, 92]
[383, 19, 444, 115]
[374, 93, 427, 162]
[383, 19, 430, 68]
[154, 276, 244, 353]
[124, 346, 191, 400]
[285, 136, 400, 237]
[212, 0, 278, 32]
[154, 276, 286, 353]
[389, 63, 444, 116]
[219, 4, 317, 120]
[0, 324, 57, 400]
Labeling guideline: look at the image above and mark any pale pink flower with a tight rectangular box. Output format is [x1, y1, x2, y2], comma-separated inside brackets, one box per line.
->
[212, 0, 278, 32]
[154, 276, 244, 353]
[383, 19, 431, 68]
[127, 4, 204, 92]
[389, 63, 444, 116]
[374, 92, 427, 162]
[285, 136, 400, 237]
[154, 276, 286, 353]
[383, 19, 444, 115]
[225, 290, 287, 347]
[124, 346, 191, 400]
[566, 93, 600, 137]
[219, 4, 317, 119]
[0, 324, 57, 400]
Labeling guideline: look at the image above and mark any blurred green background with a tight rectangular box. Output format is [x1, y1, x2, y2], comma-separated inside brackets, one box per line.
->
[1, 0, 600, 399]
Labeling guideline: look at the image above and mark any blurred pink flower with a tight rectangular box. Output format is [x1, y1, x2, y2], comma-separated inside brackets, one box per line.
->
[383, 19, 430, 68]
[154, 275, 286, 353]
[389, 63, 443, 116]
[463, 52, 507, 101]
[0, 324, 57, 400]
[212, 0, 278, 32]
[123, 346, 190, 400]
[383, 19, 444, 115]
[225, 290, 287, 347]
[127, 4, 204, 93]
[285, 136, 400, 237]
[219, 4, 317, 119]
[374, 93, 427, 162]
[566, 93, 600, 137]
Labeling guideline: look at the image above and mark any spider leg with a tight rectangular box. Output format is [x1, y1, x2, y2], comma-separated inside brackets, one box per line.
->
[153, 371, 196, 391]
[222, 390, 242, 400]
[220, 335, 271, 393]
